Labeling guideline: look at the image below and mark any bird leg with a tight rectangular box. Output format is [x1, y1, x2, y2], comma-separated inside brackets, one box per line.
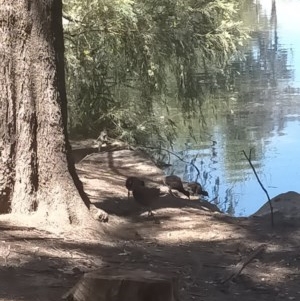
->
[168, 188, 181, 198]
[147, 210, 154, 217]
[168, 188, 176, 197]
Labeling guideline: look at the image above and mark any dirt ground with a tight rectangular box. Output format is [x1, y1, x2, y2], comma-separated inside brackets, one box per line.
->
[1, 146, 300, 301]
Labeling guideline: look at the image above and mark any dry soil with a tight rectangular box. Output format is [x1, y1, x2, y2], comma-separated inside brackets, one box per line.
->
[0, 146, 300, 301]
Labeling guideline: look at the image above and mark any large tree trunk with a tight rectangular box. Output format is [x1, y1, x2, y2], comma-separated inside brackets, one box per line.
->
[0, 1, 101, 227]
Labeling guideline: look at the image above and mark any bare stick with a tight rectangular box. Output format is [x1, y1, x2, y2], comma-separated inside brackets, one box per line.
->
[221, 244, 267, 284]
[242, 149, 274, 227]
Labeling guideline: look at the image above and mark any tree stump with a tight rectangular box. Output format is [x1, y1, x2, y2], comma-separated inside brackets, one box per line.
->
[62, 267, 179, 301]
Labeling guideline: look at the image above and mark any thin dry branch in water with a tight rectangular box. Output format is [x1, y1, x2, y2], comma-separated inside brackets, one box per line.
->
[242, 149, 274, 227]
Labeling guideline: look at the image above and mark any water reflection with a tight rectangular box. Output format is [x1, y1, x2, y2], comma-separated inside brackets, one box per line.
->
[166, 0, 300, 216]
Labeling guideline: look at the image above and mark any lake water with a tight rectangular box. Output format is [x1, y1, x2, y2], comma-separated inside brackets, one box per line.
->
[165, 0, 300, 216]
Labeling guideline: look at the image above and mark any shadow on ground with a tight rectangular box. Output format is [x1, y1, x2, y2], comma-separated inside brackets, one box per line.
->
[1, 148, 300, 301]
[0, 212, 300, 301]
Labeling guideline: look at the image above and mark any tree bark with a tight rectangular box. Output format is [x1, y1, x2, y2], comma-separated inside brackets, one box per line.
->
[0, 1, 101, 227]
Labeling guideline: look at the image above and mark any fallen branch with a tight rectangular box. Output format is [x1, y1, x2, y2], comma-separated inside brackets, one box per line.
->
[221, 244, 267, 284]
[242, 149, 274, 228]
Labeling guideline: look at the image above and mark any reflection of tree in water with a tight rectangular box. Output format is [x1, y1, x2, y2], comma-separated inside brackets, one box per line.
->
[232, 0, 292, 90]
[193, 0, 285, 212]
[223, 187, 238, 216]
[166, 0, 300, 216]
[271, 0, 278, 51]
[220, 0, 294, 178]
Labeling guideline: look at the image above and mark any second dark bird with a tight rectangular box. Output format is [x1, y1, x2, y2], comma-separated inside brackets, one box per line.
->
[165, 175, 190, 199]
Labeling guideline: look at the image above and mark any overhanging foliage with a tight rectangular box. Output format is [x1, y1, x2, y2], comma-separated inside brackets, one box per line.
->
[63, 0, 249, 150]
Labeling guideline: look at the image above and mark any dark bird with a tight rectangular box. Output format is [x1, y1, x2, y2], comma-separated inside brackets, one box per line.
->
[187, 182, 209, 197]
[125, 177, 145, 199]
[165, 175, 190, 199]
[132, 186, 160, 216]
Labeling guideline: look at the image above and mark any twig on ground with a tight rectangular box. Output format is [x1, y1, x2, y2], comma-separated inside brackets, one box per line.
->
[242, 149, 274, 228]
[221, 244, 267, 284]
